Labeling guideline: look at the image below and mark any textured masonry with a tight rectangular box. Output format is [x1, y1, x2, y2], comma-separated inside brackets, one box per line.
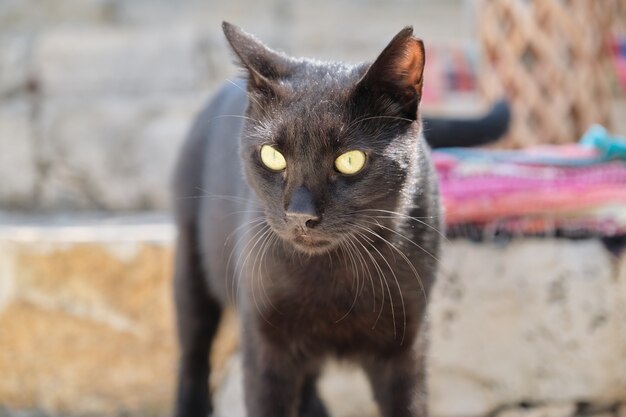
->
[0, 219, 624, 417]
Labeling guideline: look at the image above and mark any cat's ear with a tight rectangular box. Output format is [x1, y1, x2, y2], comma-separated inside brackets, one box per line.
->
[222, 22, 294, 96]
[354, 27, 425, 120]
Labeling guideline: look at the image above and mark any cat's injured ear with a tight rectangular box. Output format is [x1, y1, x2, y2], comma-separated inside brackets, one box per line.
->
[222, 22, 295, 95]
[354, 26, 425, 120]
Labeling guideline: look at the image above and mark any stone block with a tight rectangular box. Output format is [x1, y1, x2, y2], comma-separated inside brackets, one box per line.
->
[33, 27, 221, 97]
[2, 223, 625, 417]
[429, 239, 626, 417]
[0, 101, 37, 209]
[39, 95, 204, 210]
[0, 219, 176, 415]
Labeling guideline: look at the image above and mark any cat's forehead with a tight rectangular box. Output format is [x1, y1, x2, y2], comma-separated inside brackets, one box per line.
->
[246, 69, 344, 141]
[283, 60, 365, 100]
[245, 61, 377, 149]
[263, 109, 345, 152]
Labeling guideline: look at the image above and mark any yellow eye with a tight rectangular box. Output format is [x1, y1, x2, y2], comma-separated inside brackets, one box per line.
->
[335, 150, 366, 175]
[260, 145, 287, 171]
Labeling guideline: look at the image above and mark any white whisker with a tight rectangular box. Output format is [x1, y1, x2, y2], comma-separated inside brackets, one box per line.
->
[352, 228, 405, 344]
[361, 217, 442, 265]
[356, 208, 447, 241]
[348, 230, 389, 332]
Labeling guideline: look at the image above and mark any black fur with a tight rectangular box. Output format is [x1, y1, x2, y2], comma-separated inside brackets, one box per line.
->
[172, 23, 450, 417]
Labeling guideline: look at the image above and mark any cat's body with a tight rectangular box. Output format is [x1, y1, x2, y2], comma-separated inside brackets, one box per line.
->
[173, 23, 501, 417]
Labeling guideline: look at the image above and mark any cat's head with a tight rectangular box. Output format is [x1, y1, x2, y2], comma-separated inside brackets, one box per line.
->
[223, 22, 426, 255]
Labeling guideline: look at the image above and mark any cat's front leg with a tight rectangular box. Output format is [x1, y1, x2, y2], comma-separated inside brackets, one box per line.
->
[241, 325, 303, 417]
[365, 347, 428, 417]
[172, 226, 223, 417]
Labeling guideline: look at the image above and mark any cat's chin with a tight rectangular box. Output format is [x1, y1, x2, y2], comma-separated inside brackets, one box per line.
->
[289, 235, 336, 255]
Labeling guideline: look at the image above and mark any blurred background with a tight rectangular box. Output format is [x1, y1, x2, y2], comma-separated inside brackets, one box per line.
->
[0, 1, 625, 417]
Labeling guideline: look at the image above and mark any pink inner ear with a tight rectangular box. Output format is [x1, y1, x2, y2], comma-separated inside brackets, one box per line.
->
[396, 39, 425, 88]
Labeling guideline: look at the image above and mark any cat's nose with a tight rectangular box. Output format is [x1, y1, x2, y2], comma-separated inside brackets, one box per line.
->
[286, 212, 320, 229]
[285, 186, 321, 229]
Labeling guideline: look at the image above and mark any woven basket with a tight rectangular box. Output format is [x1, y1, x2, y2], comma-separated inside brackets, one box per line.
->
[477, 0, 618, 148]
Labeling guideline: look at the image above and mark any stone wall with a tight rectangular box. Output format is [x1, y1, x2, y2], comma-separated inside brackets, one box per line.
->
[0, 0, 472, 211]
[0, 217, 624, 417]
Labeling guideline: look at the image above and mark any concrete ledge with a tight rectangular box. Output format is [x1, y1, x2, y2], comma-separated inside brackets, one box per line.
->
[0, 215, 624, 416]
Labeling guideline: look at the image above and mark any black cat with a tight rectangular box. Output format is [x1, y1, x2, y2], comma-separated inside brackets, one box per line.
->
[172, 23, 507, 417]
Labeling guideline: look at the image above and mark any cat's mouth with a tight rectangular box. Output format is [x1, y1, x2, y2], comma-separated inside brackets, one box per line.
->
[293, 234, 330, 247]
[289, 232, 334, 253]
